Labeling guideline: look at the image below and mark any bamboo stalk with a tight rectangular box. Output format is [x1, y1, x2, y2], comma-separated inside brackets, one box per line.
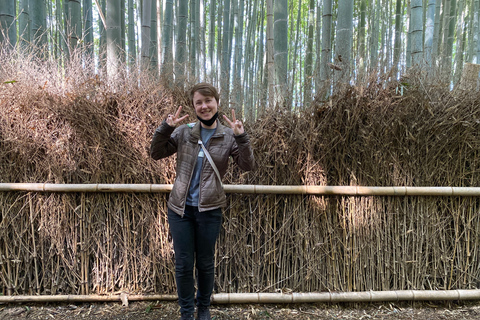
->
[4, 290, 480, 304]
[28, 194, 39, 293]
[2, 183, 480, 196]
[0, 294, 177, 303]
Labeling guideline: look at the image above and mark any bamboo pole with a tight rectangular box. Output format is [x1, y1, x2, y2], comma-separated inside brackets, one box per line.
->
[0, 294, 177, 303]
[1, 184, 480, 196]
[3, 290, 480, 304]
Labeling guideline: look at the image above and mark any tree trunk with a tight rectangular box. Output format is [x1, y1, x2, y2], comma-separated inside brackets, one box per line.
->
[410, 0, 423, 66]
[19, 0, 29, 47]
[127, 0, 136, 66]
[189, 0, 197, 79]
[314, 0, 322, 91]
[161, 0, 174, 83]
[425, 0, 435, 69]
[150, 0, 158, 74]
[431, 0, 441, 69]
[175, 0, 188, 86]
[256, 0, 267, 116]
[266, 0, 275, 109]
[221, 0, 232, 106]
[393, 0, 403, 70]
[0, 0, 16, 47]
[233, 0, 245, 115]
[83, 0, 94, 61]
[99, 0, 107, 73]
[244, 0, 259, 119]
[31, 0, 47, 57]
[141, 0, 151, 68]
[304, 0, 315, 108]
[215, 1, 223, 85]
[335, 0, 353, 85]
[120, 0, 126, 65]
[290, 0, 302, 107]
[445, 0, 457, 80]
[199, 0, 206, 79]
[370, 0, 380, 70]
[106, 0, 122, 80]
[406, 1, 412, 68]
[274, 0, 288, 105]
[358, 0, 367, 78]
[209, 0, 216, 81]
[476, 0, 480, 64]
[321, 0, 333, 85]
[441, 0, 455, 80]
[65, 0, 82, 53]
[453, 0, 465, 84]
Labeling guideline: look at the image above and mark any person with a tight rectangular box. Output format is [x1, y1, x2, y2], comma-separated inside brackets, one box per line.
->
[150, 83, 255, 320]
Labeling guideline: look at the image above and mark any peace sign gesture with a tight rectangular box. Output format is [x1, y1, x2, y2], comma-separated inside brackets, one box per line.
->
[166, 106, 189, 127]
[222, 109, 244, 135]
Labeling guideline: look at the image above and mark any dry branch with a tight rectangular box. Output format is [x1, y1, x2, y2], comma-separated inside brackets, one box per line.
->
[1, 50, 480, 296]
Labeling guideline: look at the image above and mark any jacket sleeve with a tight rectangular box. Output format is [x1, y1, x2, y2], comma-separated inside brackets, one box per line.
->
[231, 132, 255, 171]
[150, 120, 179, 160]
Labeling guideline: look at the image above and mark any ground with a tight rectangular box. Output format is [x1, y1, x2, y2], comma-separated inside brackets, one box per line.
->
[2, 301, 480, 319]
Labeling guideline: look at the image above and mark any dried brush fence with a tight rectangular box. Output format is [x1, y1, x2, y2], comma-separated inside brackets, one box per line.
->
[1, 52, 480, 297]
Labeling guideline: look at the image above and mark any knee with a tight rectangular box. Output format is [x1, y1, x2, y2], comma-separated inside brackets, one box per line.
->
[175, 255, 194, 275]
[196, 256, 215, 273]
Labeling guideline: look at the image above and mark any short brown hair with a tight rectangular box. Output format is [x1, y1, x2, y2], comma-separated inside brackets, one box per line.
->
[189, 83, 220, 108]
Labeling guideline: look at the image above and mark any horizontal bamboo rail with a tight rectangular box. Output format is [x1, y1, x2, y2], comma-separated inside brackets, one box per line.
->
[3, 290, 480, 304]
[1, 183, 480, 196]
[212, 290, 480, 303]
[0, 294, 177, 304]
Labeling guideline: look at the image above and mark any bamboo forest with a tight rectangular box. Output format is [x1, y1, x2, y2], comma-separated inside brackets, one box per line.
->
[1, 0, 479, 115]
[4, 0, 480, 306]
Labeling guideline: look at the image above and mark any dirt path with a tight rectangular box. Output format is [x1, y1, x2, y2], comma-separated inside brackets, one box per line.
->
[2, 301, 480, 319]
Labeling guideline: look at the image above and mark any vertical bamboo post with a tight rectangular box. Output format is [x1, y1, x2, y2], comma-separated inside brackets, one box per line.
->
[28, 194, 40, 293]
[5, 242, 12, 295]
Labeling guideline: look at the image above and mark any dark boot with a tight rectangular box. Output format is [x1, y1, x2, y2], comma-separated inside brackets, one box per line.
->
[181, 312, 195, 320]
[196, 307, 211, 320]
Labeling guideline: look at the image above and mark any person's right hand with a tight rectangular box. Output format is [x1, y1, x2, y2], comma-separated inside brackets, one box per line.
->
[166, 106, 189, 127]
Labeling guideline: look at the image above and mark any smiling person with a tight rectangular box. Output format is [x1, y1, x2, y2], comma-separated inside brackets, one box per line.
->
[150, 83, 255, 320]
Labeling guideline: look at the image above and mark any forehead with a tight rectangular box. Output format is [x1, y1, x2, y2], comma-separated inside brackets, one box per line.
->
[193, 91, 214, 101]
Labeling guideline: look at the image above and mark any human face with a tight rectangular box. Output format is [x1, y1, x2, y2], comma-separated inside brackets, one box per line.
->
[193, 91, 218, 122]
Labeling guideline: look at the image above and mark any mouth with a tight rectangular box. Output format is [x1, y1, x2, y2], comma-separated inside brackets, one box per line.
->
[198, 111, 213, 119]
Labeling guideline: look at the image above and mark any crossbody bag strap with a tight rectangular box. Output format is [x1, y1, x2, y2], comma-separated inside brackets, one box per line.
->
[198, 140, 223, 187]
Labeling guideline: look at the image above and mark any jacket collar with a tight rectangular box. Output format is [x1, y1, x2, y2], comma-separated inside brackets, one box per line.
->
[189, 119, 226, 142]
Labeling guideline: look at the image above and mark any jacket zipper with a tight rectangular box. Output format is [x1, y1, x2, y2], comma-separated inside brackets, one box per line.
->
[181, 142, 200, 217]
[195, 132, 224, 213]
[197, 137, 212, 213]
[181, 129, 224, 216]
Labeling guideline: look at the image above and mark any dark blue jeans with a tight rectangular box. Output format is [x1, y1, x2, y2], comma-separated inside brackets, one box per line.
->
[168, 206, 222, 315]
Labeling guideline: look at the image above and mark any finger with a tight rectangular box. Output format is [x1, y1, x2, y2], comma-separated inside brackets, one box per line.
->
[166, 115, 174, 126]
[174, 106, 183, 118]
[222, 114, 233, 126]
[177, 114, 189, 123]
[231, 109, 236, 123]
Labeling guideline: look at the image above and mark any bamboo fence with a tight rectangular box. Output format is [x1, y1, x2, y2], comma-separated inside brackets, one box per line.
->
[1, 56, 480, 297]
[2, 189, 480, 295]
[4, 289, 480, 304]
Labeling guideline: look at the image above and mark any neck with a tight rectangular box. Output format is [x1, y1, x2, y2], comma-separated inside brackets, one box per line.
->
[201, 121, 217, 129]
[197, 112, 219, 128]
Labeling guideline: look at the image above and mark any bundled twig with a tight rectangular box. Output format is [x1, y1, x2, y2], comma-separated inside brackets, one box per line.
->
[1, 48, 480, 296]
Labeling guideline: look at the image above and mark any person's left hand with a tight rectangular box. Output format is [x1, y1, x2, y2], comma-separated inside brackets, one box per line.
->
[223, 109, 245, 135]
